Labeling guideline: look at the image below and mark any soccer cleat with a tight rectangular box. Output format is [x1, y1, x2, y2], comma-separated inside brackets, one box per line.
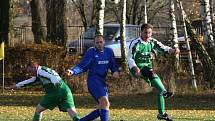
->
[163, 91, 173, 98]
[157, 113, 173, 121]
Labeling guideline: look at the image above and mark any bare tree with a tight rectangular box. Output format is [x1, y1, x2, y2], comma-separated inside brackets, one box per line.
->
[30, 0, 46, 44]
[124, 0, 169, 25]
[71, 0, 98, 30]
[176, 0, 197, 90]
[46, 0, 67, 46]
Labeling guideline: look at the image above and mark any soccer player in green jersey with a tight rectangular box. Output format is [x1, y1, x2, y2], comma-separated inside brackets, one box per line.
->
[11, 60, 80, 121]
[128, 23, 180, 121]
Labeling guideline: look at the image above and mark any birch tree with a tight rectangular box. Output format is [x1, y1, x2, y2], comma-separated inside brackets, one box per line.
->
[168, 0, 179, 92]
[96, 0, 105, 35]
[200, 0, 215, 64]
[200, 0, 214, 47]
[119, 0, 127, 70]
[176, 0, 197, 90]
[181, 0, 215, 88]
[144, 0, 147, 24]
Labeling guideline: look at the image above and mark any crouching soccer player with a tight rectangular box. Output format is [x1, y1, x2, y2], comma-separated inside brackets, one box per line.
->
[128, 23, 180, 121]
[11, 60, 80, 121]
[67, 35, 119, 121]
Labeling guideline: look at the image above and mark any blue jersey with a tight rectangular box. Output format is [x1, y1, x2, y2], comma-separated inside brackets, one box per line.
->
[70, 47, 118, 100]
[71, 47, 118, 81]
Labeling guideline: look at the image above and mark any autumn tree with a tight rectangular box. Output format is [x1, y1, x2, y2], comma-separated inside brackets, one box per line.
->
[29, 0, 46, 44]
[46, 0, 67, 46]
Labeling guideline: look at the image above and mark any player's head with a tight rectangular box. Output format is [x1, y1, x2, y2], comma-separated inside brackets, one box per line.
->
[94, 34, 105, 51]
[141, 23, 153, 41]
[27, 60, 39, 76]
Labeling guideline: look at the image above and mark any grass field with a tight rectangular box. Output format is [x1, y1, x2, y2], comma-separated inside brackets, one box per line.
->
[0, 91, 215, 121]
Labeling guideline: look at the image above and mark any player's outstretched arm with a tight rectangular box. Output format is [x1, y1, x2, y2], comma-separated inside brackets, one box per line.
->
[8, 83, 19, 90]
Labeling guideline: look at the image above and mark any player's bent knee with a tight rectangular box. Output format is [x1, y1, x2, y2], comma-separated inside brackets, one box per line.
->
[99, 97, 110, 109]
[35, 104, 46, 113]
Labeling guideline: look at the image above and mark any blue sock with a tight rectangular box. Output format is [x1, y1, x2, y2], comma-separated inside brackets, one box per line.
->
[100, 109, 109, 121]
[79, 109, 100, 121]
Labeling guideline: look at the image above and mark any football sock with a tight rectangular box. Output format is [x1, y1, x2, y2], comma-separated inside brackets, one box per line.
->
[150, 76, 166, 115]
[158, 93, 165, 114]
[72, 115, 81, 121]
[32, 112, 42, 121]
[100, 109, 109, 121]
[79, 109, 100, 121]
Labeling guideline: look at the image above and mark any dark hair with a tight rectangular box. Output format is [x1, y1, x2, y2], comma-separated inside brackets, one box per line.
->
[94, 34, 104, 41]
[141, 23, 153, 31]
[27, 59, 39, 67]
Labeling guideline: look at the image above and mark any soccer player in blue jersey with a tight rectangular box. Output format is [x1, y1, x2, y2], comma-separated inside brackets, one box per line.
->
[11, 60, 80, 121]
[67, 34, 119, 121]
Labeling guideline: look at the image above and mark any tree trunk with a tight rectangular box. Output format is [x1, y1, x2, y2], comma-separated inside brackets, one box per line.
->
[30, 0, 46, 44]
[46, 0, 55, 43]
[168, 0, 179, 92]
[143, 0, 147, 24]
[46, 0, 67, 46]
[186, 19, 215, 88]
[55, 0, 67, 46]
[201, 0, 215, 64]
[120, 0, 128, 71]
[8, 0, 16, 46]
[96, 0, 105, 35]
[176, 0, 197, 90]
[0, 0, 9, 45]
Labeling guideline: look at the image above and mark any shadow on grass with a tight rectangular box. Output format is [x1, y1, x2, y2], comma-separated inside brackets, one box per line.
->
[0, 91, 215, 110]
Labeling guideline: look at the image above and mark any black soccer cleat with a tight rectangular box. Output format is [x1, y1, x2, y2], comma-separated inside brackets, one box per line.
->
[163, 91, 173, 98]
[157, 113, 173, 121]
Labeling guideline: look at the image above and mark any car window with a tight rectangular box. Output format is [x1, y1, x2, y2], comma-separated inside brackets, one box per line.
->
[83, 26, 119, 41]
[126, 26, 139, 41]
[83, 27, 96, 39]
[103, 27, 119, 41]
[82, 25, 138, 41]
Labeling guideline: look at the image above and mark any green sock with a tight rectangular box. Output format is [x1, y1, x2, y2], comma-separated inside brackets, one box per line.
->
[151, 76, 166, 114]
[32, 112, 42, 121]
[72, 115, 80, 121]
[158, 93, 165, 114]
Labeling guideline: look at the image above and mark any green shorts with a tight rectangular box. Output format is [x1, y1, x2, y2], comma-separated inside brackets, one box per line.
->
[40, 81, 75, 112]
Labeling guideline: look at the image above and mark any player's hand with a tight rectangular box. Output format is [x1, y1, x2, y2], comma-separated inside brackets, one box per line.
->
[112, 71, 119, 78]
[67, 69, 74, 76]
[175, 48, 180, 54]
[8, 83, 18, 90]
[169, 48, 180, 54]
[132, 66, 141, 77]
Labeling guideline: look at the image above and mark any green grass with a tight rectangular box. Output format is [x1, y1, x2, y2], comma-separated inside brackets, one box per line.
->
[0, 91, 215, 121]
